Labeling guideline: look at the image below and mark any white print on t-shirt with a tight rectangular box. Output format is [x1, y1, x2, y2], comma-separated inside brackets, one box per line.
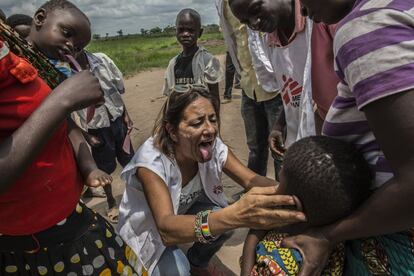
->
[178, 172, 203, 214]
[175, 77, 195, 85]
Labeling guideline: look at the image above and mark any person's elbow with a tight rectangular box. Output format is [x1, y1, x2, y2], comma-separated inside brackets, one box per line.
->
[156, 218, 178, 246]
[158, 227, 177, 246]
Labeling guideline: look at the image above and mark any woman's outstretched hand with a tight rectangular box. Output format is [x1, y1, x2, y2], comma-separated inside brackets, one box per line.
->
[232, 186, 306, 229]
[282, 228, 335, 276]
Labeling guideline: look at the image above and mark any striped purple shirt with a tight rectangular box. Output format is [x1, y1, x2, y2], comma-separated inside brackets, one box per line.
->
[323, 0, 414, 188]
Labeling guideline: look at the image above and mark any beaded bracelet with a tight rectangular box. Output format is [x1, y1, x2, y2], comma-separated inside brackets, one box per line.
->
[200, 210, 215, 241]
[194, 211, 209, 244]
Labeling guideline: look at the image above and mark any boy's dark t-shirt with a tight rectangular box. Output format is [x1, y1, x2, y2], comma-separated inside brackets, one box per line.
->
[174, 50, 196, 85]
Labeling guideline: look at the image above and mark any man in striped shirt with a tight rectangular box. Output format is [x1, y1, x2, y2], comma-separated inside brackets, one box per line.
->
[282, 0, 414, 275]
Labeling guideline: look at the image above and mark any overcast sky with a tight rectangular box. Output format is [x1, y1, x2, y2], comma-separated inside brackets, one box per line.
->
[1, 0, 220, 36]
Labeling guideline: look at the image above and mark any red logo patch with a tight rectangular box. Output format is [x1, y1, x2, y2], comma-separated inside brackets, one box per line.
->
[281, 75, 302, 108]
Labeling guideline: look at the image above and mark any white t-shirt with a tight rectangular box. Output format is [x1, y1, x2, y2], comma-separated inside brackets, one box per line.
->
[178, 172, 203, 214]
[162, 47, 224, 95]
[117, 136, 228, 275]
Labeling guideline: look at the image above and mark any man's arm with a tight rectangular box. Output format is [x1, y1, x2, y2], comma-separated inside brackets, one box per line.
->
[327, 89, 414, 240]
[283, 89, 414, 275]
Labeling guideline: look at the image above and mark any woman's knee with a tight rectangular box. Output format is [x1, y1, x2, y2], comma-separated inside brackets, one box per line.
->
[153, 247, 190, 276]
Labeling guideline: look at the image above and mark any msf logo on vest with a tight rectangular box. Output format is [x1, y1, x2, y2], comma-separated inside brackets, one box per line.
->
[281, 75, 302, 108]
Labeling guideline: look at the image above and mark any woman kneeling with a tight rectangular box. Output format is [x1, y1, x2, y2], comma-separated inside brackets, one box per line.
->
[118, 85, 305, 276]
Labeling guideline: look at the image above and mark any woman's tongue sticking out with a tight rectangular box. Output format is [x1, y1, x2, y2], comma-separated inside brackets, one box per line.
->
[199, 141, 213, 162]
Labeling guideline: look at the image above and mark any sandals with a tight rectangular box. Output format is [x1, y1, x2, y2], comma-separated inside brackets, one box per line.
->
[106, 207, 119, 224]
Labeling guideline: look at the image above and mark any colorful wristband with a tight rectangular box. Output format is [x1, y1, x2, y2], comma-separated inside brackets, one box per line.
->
[200, 210, 215, 241]
[194, 211, 209, 244]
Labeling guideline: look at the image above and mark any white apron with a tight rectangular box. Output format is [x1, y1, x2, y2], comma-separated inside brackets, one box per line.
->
[267, 18, 315, 147]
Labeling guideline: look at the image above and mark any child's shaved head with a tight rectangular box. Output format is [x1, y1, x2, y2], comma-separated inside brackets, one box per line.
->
[38, 0, 89, 23]
[281, 136, 371, 226]
[176, 8, 201, 29]
[30, 0, 91, 59]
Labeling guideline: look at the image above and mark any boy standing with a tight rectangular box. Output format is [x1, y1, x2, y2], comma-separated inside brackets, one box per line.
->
[230, 0, 316, 153]
[163, 9, 223, 105]
[74, 49, 135, 224]
[229, 0, 339, 163]
[216, 0, 283, 178]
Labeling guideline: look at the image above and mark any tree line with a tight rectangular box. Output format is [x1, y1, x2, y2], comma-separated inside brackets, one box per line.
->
[92, 24, 220, 40]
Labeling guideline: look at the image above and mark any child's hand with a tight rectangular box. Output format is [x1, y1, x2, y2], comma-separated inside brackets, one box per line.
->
[268, 129, 286, 158]
[86, 169, 112, 187]
[56, 71, 104, 112]
[84, 133, 102, 148]
[123, 112, 134, 129]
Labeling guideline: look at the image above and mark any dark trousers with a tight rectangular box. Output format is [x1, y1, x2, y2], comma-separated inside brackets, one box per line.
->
[88, 117, 134, 174]
[224, 52, 235, 99]
[241, 92, 283, 177]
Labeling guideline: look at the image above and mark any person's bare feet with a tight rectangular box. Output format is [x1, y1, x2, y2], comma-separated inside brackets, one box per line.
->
[82, 187, 106, 198]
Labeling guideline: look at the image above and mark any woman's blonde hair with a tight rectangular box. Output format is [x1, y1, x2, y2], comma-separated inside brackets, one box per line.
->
[152, 86, 220, 157]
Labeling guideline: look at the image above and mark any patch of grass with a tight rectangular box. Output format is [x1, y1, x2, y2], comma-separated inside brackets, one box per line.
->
[87, 32, 225, 76]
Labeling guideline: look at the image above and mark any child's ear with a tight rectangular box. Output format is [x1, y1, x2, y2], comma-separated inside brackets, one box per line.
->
[166, 123, 178, 143]
[198, 28, 204, 38]
[33, 8, 47, 29]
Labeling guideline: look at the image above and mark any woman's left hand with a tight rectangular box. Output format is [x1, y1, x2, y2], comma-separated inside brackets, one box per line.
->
[281, 227, 335, 276]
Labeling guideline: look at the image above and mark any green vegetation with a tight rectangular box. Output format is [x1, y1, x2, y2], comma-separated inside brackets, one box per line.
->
[87, 32, 225, 76]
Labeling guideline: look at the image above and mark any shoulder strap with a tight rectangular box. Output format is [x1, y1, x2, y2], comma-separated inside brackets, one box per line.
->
[0, 22, 66, 89]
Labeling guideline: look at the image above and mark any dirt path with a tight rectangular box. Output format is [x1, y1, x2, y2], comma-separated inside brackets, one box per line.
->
[85, 55, 276, 274]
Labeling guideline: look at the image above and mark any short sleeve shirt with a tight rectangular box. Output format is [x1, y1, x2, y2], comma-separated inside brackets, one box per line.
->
[174, 51, 196, 85]
[323, 0, 414, 188]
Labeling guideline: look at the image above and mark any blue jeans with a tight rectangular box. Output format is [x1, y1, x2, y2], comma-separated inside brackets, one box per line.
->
[241, 91, 283, 177]
[151, 247, 190, 276]
[152, 193, 232, 276]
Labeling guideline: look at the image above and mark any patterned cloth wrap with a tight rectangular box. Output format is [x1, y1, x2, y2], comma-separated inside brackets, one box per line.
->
[0, 202, 142, 276]
[0, 21, 66, 89]
[345, 229, 414, 275]
[251, 231, 345, 276]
